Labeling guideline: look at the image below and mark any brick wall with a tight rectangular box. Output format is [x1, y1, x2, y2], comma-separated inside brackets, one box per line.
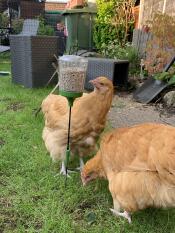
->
[1, 1, 66, 19]
[20, 1, 45, 19]
[19, 1, 67, 19]
[45, 3, 67, 11]
[67, 0, 84, 9]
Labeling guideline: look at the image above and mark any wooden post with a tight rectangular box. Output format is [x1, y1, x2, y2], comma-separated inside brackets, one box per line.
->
[138, 0, 144, 29]
[162, 0, 167, 13]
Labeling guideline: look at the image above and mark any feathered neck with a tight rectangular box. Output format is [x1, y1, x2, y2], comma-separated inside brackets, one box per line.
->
[85, 151, 107, 179]
[73, 88, 113, 120]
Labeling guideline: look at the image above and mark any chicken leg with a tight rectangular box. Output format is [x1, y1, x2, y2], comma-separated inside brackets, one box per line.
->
[76, 158, 85, 171]
[60, 161, 67, 176]
[59, 161, 77, 177]
[110, 209, 131, 223]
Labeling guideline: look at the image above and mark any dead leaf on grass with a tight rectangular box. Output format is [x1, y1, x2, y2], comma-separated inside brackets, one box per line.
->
[0, 138, 5, 146]
[6, 102, 25, 111]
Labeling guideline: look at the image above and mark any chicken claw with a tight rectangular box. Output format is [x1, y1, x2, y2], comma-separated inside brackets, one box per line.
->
[59, 161, 78, 177]
[59, 162, 71, 178]
[110, 208, 131, 224]
[59, 161, 66, 174]
[76, 158, 84, 171]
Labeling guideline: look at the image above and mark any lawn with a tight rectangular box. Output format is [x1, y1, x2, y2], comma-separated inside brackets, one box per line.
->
[0, 54, 175, 233]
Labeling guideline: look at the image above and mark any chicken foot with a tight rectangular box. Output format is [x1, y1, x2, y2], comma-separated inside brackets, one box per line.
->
[76, 158, 84, 171]
[110, 208, 131, 224]
[59, 161, 76, 177]
[60, 161, 68, 176]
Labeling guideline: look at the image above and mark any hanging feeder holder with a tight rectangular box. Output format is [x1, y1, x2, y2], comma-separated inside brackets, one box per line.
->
[58, 55, 88, 178]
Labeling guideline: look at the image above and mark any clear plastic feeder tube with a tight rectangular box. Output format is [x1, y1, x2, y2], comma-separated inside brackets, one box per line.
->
[59, 55, 88, 95]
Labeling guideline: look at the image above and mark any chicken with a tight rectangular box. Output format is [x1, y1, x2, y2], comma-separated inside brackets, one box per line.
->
[42, 76, 114, 175]
[81, 123, 175, 223]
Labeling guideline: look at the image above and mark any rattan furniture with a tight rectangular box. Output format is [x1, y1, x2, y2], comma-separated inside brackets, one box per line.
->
[10, 35, 60, 88]
[10, 19, 62, 88]
[20, 19, 39, 36]
[85, 57, 129, 90]
[0, 45, 10, 53]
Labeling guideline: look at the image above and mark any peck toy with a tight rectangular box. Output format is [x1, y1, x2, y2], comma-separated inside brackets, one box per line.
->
[58, 55, 88, 179]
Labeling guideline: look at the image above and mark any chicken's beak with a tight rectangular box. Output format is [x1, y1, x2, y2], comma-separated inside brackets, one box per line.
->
[81, 177, 86, 186]
[82, 180, 86, 186]
[81, 173, 87, 186]
[89, 79, 101, 90]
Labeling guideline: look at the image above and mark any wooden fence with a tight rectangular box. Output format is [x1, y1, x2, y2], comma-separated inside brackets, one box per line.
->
[132, 29, 152, 58]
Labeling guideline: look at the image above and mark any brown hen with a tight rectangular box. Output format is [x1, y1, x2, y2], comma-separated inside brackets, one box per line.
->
[81, 123, 175, 223]
[42, 76, 113, 175]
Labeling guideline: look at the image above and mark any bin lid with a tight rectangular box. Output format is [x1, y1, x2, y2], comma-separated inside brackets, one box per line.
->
[45, 10, 64, 14]
[62, 7, 97, 15]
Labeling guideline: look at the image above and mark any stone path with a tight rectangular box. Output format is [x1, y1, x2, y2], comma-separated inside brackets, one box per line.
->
[108, 93, 175, 128]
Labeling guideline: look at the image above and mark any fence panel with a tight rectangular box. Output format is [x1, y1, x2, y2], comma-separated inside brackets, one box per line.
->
[132, 29, 152, 58]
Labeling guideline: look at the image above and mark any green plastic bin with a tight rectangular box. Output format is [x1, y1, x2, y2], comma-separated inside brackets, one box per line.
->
[45, 10, 65, 30]
[62, 8, 96, 54]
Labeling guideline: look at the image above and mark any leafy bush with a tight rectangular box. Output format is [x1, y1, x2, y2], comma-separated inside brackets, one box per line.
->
[101, 40, 140, 75]
[37, 16, 55, 36]
[11, 18, 24, 34]
[93, 0, 117, 50]
[0, 13, 23, 34]
[93, 0, 135, 49]
[0, 13, 9, 28]
[154, 64, 175, 86]
[0, 13, 24, 34]
[93, 0, 139, 74]
[0, 13, 54, 36]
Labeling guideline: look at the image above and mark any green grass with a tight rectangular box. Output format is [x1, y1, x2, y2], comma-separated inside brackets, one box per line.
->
[0, 56, 175, 233]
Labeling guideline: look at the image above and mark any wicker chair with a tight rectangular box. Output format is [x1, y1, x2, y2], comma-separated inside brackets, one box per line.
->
[20, 19, 39, 36]
[10, 19, 61, 88]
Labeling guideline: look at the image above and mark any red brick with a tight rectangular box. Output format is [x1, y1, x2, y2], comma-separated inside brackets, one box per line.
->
[45, 3, 67, 11]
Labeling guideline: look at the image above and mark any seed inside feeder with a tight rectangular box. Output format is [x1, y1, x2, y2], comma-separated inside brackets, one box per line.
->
[59, 67, 86, 93]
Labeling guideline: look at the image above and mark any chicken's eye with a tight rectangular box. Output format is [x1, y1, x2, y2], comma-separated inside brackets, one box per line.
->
[86, 172, 94, 180]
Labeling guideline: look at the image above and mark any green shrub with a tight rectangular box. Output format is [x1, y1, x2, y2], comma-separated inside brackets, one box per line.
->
[0, 13, 54, 36]
[101, 40, 140, 75]
[37, 15, 55, 36]
[93, 0, 116, 50]
[12, 18, 24, 34]
[0, 13, 23, 34]
[0, 13, 9, 28]
[93, 0, 135, 49]
[154, 65, 175, 86]
[93, 0, 139, 74]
